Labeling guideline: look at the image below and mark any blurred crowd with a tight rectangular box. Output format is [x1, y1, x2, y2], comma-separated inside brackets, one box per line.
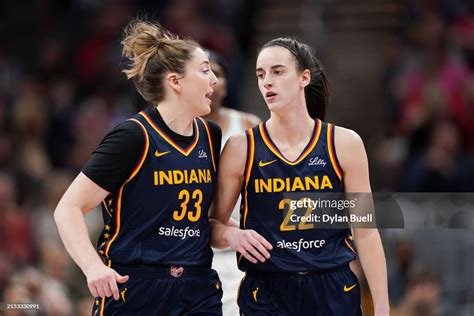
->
[0, 0, 473, 315]
[375, 0, 474, 193]
[373, 1, 474, 315]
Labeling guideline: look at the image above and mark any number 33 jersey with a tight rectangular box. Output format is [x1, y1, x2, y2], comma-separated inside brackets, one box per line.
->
[239, 120, 356, 272]
[97, 111, 217, 267]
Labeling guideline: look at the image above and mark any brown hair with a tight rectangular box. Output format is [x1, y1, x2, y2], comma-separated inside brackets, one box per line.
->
[259, 38, 330, 120]
[121, 20, 200, 104]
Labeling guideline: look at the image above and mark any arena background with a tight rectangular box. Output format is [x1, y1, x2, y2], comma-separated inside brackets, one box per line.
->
[0, 0, 473, 315]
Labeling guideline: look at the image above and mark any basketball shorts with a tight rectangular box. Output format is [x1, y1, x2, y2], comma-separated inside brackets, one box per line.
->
[92, 264, 223, 316]
[237, 264, 361, 316]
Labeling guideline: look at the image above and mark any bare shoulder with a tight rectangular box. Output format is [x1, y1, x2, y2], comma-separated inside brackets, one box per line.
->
[220, 132, 248, 175]
[224, 132, 247, 151]
[333, 125, 367, 170]
[333, 125, 365, 151]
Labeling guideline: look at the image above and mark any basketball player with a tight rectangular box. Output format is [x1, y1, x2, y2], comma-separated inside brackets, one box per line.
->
[203, 51, 260, 315]
[54, 20, 223, 315]
[210, 38, 389, 315]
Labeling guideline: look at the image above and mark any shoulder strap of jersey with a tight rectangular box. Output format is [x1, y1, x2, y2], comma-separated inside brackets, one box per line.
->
[326, 123, 343, 182]
[196, 117, 217, 172]
[240, 127, 255, 230]
[103, 117, 150, 260]
[243, 127, 256, 188]
[124, 118, 150, 182]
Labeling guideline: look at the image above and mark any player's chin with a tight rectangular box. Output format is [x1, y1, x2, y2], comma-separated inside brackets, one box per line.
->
[198, 101, 212, 116]
[266, 101, 280, 112]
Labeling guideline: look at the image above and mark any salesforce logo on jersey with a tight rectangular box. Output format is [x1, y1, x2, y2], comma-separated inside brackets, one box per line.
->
[158, 226, 201, 239]
[276, 238, 326, 253]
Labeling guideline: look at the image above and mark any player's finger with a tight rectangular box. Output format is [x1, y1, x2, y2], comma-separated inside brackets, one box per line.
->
[102, 282, 113, 297]
[251, 231, 273, 250]
[115, 273, 129, 284]
[88, 283, 98, 298]
[96, 284, 106, 298]
[250, 237, 271, 259]
[244, 242, 266, 263]
[104, 278, 113, 297]
[109, 279, 120, 300]
[243, 251, 258, 264]
[238, 247, 257, 264]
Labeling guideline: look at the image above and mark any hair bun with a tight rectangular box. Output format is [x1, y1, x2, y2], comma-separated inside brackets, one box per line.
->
[121, 20, 174, 80]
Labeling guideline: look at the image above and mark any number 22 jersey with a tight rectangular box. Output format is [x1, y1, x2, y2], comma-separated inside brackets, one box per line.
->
[239, 120, 356, 272]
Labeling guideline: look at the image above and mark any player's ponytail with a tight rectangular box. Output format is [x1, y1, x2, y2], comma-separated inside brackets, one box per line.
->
[259, 38, 330, 121]
[121, 19, 200, 104]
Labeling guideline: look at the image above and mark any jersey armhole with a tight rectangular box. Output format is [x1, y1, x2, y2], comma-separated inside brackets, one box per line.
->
[327, 123, 343, 183]
[123, 118, 150, 183]
[102, 118, 149, 259]
[240, 128, 255, 233]
[197, 117, 217, 172]
[243, 128, 255, 189]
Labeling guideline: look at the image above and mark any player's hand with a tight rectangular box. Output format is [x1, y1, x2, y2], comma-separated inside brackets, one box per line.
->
[84, 262, 129, 300]
[224, 227, 273, 264]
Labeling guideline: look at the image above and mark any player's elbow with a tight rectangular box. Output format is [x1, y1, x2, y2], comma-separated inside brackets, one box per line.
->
[53, 195, 81, 227]
[53, 199, 68, 228]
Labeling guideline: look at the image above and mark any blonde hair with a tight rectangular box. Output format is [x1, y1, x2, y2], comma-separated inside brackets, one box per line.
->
[121, 20, 200, 104]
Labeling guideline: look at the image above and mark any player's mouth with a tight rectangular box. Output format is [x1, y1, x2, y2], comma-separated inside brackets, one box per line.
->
[265, 91, 277, 102]
[205, 91, 213, 103]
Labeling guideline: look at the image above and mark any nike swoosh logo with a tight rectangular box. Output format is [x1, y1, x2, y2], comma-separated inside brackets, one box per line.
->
[258, 159, 277, 167]
[155, 150, 170, 158]
[344, 284, 357, 292]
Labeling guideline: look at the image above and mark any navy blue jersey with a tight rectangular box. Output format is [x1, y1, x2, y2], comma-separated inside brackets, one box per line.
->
[96, 111, 217, 267]
[239, 120, 356, 272]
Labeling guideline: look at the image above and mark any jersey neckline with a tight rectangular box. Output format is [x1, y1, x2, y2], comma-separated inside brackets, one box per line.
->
[139, 111, 200, 156]
[259, 119, 322, 166]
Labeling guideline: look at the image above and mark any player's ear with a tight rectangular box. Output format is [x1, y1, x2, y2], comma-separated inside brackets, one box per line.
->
[300, 69, 311, 88]
[166, 73, 182, 93]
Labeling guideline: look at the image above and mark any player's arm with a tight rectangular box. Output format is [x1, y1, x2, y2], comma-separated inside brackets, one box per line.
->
[209, 134, 245, 248]
[335, 126, 390, 316]
[54, 173, 129, 300]
[209, 133, 272, 263]
[54, 121, 143, 300]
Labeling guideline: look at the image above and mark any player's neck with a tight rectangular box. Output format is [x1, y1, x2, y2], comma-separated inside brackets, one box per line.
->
[156, 103, 195, 136]
[204, 104, 224, 125]
[267, 106, 314, 145]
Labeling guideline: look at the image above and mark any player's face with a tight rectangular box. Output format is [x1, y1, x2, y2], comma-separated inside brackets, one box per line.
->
[256, 46, 304, 113]
[179, 48, 218, 116]
[209, 62, 227, 109]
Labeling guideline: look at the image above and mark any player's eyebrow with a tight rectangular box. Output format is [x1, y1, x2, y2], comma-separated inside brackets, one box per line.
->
[256, 65, 286, 72]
